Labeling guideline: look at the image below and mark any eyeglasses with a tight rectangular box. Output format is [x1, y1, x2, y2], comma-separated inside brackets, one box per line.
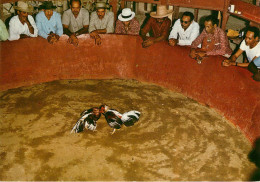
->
[181, 20, 190, 24]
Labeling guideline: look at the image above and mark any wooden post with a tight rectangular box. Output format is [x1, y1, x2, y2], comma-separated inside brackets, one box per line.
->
[173, 6, 179, 20]
[120, 0, 125, 9]
[194, 8, 199, 22]
[221, 0, 231, 30]
[110, 0, 117, 22]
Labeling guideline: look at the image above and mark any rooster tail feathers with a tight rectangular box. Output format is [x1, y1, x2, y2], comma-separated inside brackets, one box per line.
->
[71, 119, 85, 133]
[121, 110, 141, 127]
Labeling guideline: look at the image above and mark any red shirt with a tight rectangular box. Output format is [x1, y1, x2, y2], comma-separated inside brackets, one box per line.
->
[115, 18, 140, 35]
[141, 17, 171, 39]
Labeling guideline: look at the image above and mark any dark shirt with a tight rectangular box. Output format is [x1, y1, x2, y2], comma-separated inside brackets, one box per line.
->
[141, 17, 171, 39]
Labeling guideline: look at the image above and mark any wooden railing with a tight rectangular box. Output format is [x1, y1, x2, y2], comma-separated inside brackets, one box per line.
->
[120, 0, 231, 30]
[1, 0, 260, 29]
[228, 0, 260, 27]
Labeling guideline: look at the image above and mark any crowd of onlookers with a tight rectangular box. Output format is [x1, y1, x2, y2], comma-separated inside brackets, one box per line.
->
[0, 0, 259, 81]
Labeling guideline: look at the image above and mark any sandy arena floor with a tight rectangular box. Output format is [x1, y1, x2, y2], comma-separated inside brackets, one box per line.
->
[0, 79, 256, 181]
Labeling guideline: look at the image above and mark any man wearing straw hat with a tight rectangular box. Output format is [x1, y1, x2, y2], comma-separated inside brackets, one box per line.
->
[89, 1, 114, 45]
[36, 1, 63, 44]
[115, 8, 140, 35]
[8, 1, 38, 41]
[62, 0, 89, 47]
[140, 5, 172, 48]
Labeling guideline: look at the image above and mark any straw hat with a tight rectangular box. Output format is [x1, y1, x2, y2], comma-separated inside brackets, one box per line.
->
[95, 2, 110, 9]
[39, 1, 57, 10]
[150, 5, 173, 18]
[14, 1, 33, 13]
[118, 8, 135, 22]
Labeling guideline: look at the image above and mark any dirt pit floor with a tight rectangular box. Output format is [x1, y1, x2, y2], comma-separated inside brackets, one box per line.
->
[0, 79, 256, 181]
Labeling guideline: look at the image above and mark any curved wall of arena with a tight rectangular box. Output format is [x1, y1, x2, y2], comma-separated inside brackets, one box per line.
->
[1, 34, 259, 142]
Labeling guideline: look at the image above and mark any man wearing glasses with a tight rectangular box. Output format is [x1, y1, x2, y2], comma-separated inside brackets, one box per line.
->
[169, 11, 199, 47]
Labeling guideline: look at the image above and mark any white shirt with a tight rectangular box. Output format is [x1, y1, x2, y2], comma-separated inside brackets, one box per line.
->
[240, 40, 260, 62]
[168, 19, 200, 46]
[8, 15, 38, 41]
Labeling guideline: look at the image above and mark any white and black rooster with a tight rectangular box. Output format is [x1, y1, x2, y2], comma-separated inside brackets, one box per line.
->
[100, 105, 141, 134]
[71, 107, 102, 133]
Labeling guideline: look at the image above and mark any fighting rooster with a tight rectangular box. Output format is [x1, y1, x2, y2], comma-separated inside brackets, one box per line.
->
[99, 105, 141, 134]
[71, 107, 102, 133]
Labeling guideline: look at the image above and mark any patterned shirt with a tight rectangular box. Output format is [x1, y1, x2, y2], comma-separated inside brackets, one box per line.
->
[141, 17, 171, 38]
[36, 11, 63, 39]
[115, 18, 140, 35]
[8, 15, 38, 41]
[89, 11, 114, 33]
[191, 27, 232, 56]
[62, 8, 89, 33]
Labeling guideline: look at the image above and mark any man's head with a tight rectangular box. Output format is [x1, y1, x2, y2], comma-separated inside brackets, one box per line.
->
[150, 5, 173, 20]
[70, 0, 81, 17]
[17, 10, 28, 22]
[44, 9, 53, 20]
[180, 11, 194, 30]
[97, 8, 106, 19]
[15, 1, 33, 22]
[245, 26, 259, 47]
[204, 15, 218, 34]
[118, 8, 135, 25]
[40, 1, 56, 20]
[95, 2, 108, 19]
[156, 17, 166, 23]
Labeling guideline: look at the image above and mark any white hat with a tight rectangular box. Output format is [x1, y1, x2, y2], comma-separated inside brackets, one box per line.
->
[118, 8, 135, 22]
[150, 5, 173, 18]
[14, 1, 33, 13]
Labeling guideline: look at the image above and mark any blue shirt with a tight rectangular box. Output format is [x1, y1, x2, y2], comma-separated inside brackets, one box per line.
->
[36, 11, 63, 39]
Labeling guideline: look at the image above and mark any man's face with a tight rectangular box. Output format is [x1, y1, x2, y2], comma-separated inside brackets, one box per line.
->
[97, 8, 105, 19]
[245, 31, 258, 47]
[122, 20, 130, 26]
[204, 21, 215, 34]
[71, 1, 80, 16]
[156, 17, 165, 23]
[181, 16, 191, 30]
[17, 11, 28, 22]
[44, 9, 53, 20]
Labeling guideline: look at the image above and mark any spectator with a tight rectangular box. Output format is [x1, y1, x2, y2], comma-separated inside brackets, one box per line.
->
[140, 5, 173, 48]
[8, 1, 38, 41]
[36, 1, 63, 44]
[89, 2, 114, 45]
[0, 19, 9, 41]
[169, 11, 199, 46]
[115, 8, 140, 35]
[190, 15, 232, 61]
[222, 26, 260, 81]
[62, 0, 89, 46]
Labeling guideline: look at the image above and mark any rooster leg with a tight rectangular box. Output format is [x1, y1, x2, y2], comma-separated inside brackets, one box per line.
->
[111, 129, 116, 135]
